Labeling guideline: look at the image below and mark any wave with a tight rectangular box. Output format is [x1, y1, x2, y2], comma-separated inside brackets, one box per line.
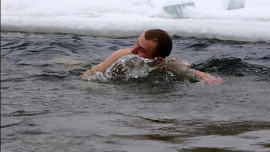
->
[193, 57, 270, 77]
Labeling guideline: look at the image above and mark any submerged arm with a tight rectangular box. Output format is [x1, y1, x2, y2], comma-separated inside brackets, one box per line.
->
[166, 59, 223, 85]
[187, 68, 223, 85]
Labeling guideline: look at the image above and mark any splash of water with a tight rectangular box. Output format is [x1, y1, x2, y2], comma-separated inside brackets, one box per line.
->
[86, 55, 201, 83]
[87, 55, 159, 82]
[106, 55, 158, 79]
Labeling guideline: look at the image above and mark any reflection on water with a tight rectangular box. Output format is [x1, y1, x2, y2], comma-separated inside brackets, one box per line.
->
[1, 32, 270, 152]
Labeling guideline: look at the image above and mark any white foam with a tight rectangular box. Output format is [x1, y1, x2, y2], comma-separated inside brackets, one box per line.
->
[106, 55, 157, 80]
[85, 55, 157, 82]
[1, 0, 270, 42]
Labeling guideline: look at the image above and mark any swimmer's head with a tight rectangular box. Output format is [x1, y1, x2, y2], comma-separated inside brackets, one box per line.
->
[145, 29, 172, 58]
[131, 29, 172, 59]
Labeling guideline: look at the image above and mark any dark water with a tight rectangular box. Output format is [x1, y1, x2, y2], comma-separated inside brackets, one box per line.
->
[1, 32, 270, 152]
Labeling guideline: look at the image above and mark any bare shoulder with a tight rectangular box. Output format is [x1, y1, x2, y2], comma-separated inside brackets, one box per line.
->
[109, 49, 132, 59]
[81, 49, 132, 78]
[165, 57, 189, 69]
[98, 49, 132, 70]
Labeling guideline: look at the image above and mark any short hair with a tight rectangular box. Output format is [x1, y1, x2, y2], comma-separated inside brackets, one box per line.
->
[144, 29, 172, 58]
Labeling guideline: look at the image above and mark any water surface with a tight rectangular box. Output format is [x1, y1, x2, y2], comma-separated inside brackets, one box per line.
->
[1, 32, 270, 152]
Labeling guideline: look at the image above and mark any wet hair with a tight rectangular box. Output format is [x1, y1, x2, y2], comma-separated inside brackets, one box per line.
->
[144, 29, 172, 58]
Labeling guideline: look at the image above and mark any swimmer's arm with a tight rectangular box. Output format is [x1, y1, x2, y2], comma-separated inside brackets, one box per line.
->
[81, 49, 131, 78]
[167, 61, 222, 85]
[187, 68, 223, 85]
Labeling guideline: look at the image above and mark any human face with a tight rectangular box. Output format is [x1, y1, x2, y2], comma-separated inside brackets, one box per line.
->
[131, 32, 157, 59]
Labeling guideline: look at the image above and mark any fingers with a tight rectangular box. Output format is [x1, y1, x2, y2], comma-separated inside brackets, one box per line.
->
[203, 76, 223, 85]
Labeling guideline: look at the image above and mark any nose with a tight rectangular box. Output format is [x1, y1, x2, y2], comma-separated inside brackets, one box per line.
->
[131, 46, 139, 55]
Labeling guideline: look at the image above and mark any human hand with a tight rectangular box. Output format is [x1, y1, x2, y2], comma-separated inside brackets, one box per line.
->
[202, 76, 223, 85]
[81, 69, 95, 80]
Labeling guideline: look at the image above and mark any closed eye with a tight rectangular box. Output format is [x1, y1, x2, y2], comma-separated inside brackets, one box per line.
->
[136, 38, 146, 52]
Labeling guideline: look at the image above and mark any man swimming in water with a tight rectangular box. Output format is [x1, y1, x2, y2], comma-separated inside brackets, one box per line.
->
[82, 29, 222, 85]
